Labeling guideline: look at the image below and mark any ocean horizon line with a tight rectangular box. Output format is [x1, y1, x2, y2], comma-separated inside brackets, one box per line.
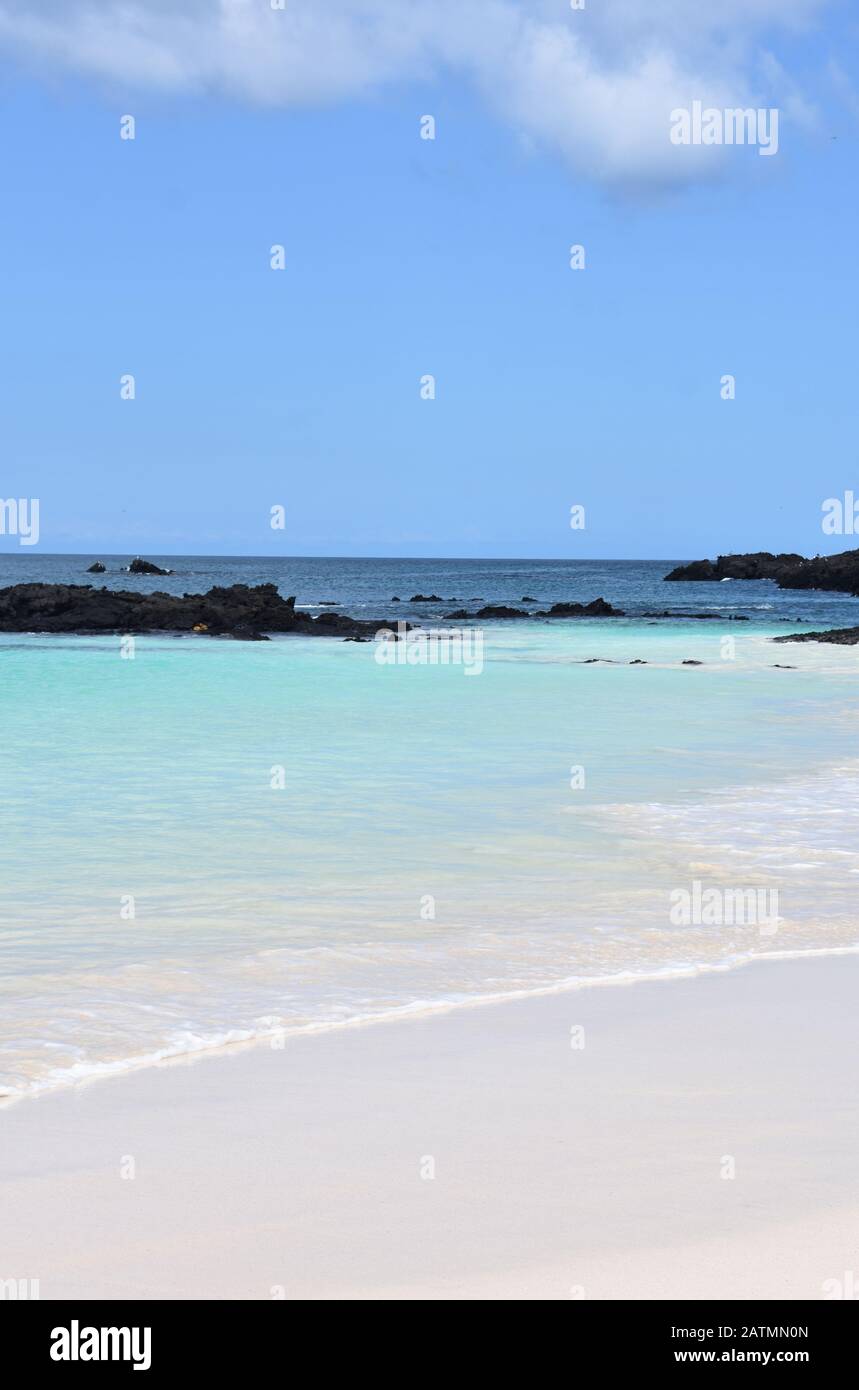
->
[0, 550, 696, 564]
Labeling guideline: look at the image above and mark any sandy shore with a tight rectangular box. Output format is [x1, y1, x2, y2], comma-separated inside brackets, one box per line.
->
[2, 955, 858, 1300]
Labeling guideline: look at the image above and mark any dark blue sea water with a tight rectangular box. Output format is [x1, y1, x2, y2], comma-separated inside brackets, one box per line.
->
[1, 554, 857, 628]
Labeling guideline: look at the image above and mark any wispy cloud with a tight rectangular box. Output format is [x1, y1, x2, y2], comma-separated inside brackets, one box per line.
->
[0, 0, 829, 186]
[828, 58, 859, 121]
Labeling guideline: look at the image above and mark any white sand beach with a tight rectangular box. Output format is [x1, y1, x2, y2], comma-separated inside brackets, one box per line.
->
[1, 955, 857, 1301]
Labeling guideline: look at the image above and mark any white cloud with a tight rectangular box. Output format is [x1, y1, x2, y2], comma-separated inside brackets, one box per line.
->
[828, 58, 859, 121]
[0, 0, 831, 185]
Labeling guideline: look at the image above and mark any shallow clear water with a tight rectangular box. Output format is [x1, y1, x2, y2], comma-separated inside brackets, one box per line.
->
[1, 557, 857, 1097]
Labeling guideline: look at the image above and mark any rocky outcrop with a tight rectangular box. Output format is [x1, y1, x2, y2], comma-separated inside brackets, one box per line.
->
[127, 558, 173, 575]
[86, 562, 106, 573]
[0, 582, 629, 637]
[771, 550, 859, 596]
[440, 597, 625, 620]
[0, 583, 406, 640]
[773, 626, 859, 646]
[536, 598, 623, 617]
[665, 548, 859, 596]
[665, 553, 802, 582]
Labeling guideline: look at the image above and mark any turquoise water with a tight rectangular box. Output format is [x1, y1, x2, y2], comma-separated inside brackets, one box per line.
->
[1, 559, 858, 1097]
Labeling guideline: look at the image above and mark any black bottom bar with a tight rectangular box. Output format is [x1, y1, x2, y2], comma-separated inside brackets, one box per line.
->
[5, 1298, 853, 1374]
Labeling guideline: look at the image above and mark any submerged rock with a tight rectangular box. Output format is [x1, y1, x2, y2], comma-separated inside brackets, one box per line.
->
[221, 625, 269, 641]
[774, 626, 859, 645]
[643, 610, 750, 620]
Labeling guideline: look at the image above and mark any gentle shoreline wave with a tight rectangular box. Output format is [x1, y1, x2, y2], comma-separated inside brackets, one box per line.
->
[3, 942, 859, 1108]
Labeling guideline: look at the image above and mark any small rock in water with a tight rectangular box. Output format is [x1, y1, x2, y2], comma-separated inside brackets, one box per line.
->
[127, 557, 172, 576]
[86, 561, 106, 573]
[536, 597, 625, 618]
[475, 604, 529, 618]
[774, 625, 859, 646]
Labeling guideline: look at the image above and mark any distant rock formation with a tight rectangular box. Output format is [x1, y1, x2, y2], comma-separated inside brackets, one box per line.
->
[86, 562, 106, 573]
[127, 557, 173, 575]
[665, 549, 859, 596]
[473, 604, 529, 618]
[536, 598, 623, 617]
[440, 597, 625, 620]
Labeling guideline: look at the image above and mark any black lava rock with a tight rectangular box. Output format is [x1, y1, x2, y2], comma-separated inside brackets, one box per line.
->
[0, 582, 407, 641]
[127, 558, 173, 576]
[665, 548, 859, 597]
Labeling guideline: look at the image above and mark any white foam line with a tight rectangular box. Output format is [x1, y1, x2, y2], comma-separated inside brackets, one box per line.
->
[3, 943, 858, 1110]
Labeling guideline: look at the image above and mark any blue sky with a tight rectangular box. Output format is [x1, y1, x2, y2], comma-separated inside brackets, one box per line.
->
[0, 0, 857, 559]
